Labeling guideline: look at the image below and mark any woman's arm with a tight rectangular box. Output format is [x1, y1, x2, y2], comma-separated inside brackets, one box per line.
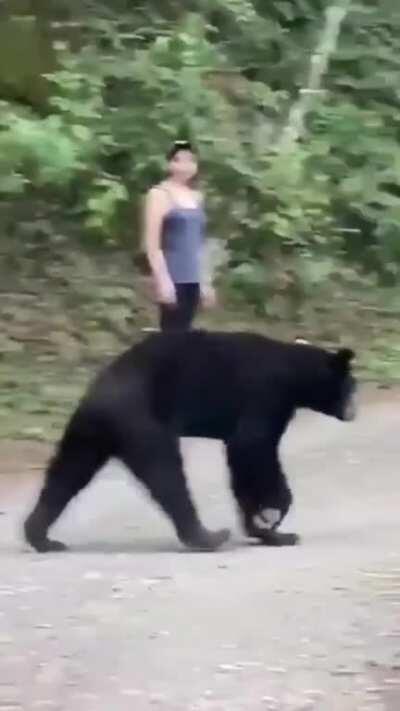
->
[196, 191, 217, 307]
[143, 187, 176, 304]
[200, 240, 213, 288]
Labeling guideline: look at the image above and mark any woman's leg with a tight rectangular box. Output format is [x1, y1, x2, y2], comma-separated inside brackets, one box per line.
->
[159, 284, 199, 331]
[176, 283, 200, 330]
[159, 301, 178, 331]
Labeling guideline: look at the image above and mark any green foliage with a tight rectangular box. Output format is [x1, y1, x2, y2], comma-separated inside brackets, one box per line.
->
[0, 0, 399, 311]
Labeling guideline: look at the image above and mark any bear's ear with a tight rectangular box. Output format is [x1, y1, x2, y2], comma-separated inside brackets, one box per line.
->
[330, 348, 355, 371]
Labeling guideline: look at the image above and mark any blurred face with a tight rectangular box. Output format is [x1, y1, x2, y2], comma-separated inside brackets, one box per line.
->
[168, 149, 198, 183]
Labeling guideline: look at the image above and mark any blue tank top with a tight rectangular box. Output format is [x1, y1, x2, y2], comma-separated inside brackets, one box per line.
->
[161, 192, 206, 284]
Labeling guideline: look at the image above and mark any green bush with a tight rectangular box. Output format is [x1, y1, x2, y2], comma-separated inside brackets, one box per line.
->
[0, 1, 399, 312]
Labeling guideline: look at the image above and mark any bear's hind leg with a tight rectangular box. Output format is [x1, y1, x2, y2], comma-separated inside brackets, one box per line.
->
[24, 413, 110, 552]
[118, 423, 230, 552]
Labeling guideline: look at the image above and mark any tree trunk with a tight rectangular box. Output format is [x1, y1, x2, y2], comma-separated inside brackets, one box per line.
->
[279, 1, 351, 151]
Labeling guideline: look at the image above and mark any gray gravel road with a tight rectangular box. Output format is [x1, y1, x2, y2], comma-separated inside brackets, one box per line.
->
[0, 388, 399, 711]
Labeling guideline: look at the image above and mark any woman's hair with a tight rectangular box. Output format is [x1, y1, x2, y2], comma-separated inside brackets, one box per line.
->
[167, 140, 196, 161]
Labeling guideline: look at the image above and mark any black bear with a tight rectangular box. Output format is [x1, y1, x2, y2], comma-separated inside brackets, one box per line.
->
[24, 330, 356, 553]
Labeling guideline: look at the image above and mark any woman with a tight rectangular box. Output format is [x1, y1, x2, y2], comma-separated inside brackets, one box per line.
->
[143, 140, 216, 331]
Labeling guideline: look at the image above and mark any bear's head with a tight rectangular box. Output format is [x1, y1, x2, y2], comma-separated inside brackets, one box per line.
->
[311, 347, 357, 422]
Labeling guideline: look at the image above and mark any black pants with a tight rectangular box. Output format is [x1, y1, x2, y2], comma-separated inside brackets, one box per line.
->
[159, 283, 200, 331]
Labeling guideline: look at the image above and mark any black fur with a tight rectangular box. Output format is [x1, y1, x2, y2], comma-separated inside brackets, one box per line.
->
[24, 330, 356, 552]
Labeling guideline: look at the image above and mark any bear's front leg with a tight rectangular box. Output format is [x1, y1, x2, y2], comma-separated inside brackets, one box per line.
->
[226, 429, 300, 547]
[243, 510, 300, 547]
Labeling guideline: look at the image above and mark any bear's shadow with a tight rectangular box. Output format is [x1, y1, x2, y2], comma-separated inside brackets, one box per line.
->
[56, 535, 241, 555]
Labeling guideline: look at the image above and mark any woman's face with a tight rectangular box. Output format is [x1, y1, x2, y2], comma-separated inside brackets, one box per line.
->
[168, 149, 198, 183]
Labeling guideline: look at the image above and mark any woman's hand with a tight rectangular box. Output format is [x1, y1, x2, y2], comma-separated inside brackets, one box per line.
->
[200, 284, 217, 309]
[155, 275, 177, 305]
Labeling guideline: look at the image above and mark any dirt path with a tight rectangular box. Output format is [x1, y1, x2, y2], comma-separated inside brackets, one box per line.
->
[0, 389, 399, 710]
